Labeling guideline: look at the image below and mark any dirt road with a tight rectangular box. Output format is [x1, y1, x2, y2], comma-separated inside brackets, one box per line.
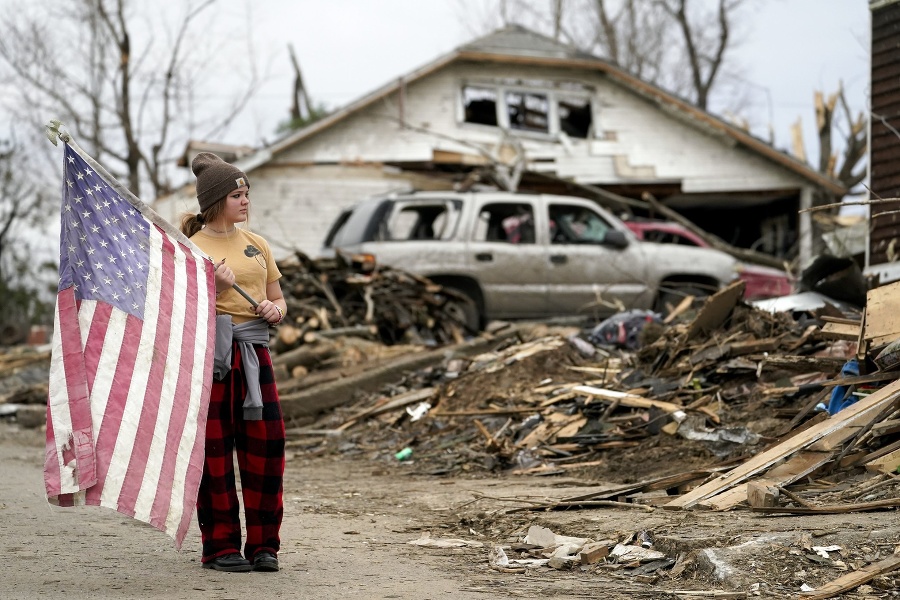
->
[3, 422, 900, 600]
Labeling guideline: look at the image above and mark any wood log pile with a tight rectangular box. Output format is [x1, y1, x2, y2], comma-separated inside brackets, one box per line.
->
[272, 251, 470, 352]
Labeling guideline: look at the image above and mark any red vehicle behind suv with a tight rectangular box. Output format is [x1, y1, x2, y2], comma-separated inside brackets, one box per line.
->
[624, 220, 793, 301]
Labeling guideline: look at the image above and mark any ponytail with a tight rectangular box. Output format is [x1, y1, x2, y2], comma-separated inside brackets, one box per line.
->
[180, 199, 227, 238]
[180, 213, 204, 237]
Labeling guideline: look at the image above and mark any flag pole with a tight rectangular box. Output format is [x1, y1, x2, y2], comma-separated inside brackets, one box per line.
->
[231, 284, 259, 308]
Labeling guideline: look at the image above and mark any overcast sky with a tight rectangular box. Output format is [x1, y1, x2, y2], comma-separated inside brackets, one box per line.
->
[226, 0, 870, 161]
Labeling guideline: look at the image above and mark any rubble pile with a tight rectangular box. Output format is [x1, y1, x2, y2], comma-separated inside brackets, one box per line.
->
[299, 282, 850, 478]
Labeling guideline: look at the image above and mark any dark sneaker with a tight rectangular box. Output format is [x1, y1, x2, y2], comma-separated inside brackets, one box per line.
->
[253, 551, 279, 572]
[202, 553, 252, 572]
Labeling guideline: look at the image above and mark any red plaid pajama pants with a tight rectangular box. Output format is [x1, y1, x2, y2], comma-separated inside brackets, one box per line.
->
[197, 343, 285, 563]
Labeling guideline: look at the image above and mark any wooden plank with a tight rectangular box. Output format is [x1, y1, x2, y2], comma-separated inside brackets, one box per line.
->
[728, 337, 781, 356]
[755, 497, 900, 515]
[547, 470, 715, 505]
[663, 378, 900, 510]
[819, 321, 860, 340]
[279, 327, 523, 418]
[871, 418, 900, 437]
[854, 438, 900, 467]
[864, 281, 900, 347]
[865, 447, 900, 474]
[798, 554, 900, 599]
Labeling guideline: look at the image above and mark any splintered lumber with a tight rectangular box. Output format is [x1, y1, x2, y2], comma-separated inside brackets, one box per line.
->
[272, 339, 339, 370]
[573, 386, 686, 419]
[663, 378, 900, 510]
[865, 447, 900, 474]
[798, 554, 900, 599]
[756, 355, 848, 372]
[522, 470, 715, 510]
[703, 399, 900, 510]
[685, 280, 745, 341]
[699, 451, 830, 511]
[746, 481, 778, 508]
[515, 412, 585, 449]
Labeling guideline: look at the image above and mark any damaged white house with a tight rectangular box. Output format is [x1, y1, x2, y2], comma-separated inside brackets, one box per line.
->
[153, 26, 844, 264]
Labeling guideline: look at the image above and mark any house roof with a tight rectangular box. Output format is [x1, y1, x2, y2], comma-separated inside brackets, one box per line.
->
[177, 140, 256, 167]
[245, 25, 845, 196]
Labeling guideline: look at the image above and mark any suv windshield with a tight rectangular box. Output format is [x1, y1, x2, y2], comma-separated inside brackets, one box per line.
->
[381, 199, 462, 241]
[327, 199, 391, 248]
[327, 197, 463, 249]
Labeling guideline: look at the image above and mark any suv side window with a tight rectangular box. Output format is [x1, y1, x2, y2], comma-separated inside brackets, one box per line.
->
[549, 204, 611, 244]
[473, 203, 536, 244]
[376, 200, 461, 242]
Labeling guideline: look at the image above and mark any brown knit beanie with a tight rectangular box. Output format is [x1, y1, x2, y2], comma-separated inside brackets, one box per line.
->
[191, 152, 250, 212]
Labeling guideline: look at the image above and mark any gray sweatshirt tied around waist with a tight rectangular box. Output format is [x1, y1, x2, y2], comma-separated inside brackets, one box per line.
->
[213, 315, 270, 420]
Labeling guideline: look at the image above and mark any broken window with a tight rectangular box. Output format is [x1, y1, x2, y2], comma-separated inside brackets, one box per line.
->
[506, 91, 549, 134]
[474, 203, 536, 244]
[558, 96, 592, 139]
[382, 200, 461, 241]
[462, 86, 498, 126]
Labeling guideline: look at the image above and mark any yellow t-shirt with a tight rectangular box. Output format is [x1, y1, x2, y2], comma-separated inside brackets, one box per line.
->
[190, 228, 282, 323]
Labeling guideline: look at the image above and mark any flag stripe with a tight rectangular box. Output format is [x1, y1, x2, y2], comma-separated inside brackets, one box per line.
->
[85, 305, 133, 504]
[171, 249, 216, 545]
[47, 288, 95, 495]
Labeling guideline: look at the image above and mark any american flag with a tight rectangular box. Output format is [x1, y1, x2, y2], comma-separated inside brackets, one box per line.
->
[44, 142, 216, 549]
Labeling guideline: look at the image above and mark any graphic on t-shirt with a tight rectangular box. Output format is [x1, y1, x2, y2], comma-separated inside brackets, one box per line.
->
[244, 245, 261, 258]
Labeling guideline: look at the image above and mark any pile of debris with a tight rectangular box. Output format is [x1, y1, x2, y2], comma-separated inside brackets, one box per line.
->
[274, 251, 471, 350]
[295, 279, 900, 517]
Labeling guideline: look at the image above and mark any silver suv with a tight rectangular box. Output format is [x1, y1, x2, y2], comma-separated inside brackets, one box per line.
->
[322, 191, 738, 329]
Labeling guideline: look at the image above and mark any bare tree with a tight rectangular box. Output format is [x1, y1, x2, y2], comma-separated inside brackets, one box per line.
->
[0, 0, 259, 199]
[0, 136, 54, 339]
[656, 0, 743, 110]
[459, 0, 749, 113]
[791, 83, 867, 196]
[583, 0, 670, 85]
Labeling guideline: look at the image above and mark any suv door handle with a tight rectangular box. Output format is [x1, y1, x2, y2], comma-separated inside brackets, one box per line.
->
[550, 254, 567, 264]
[475, 252, 493, 262]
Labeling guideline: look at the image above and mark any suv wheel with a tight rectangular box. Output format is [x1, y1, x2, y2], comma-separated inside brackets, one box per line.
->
[441, 292, 481, 333]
